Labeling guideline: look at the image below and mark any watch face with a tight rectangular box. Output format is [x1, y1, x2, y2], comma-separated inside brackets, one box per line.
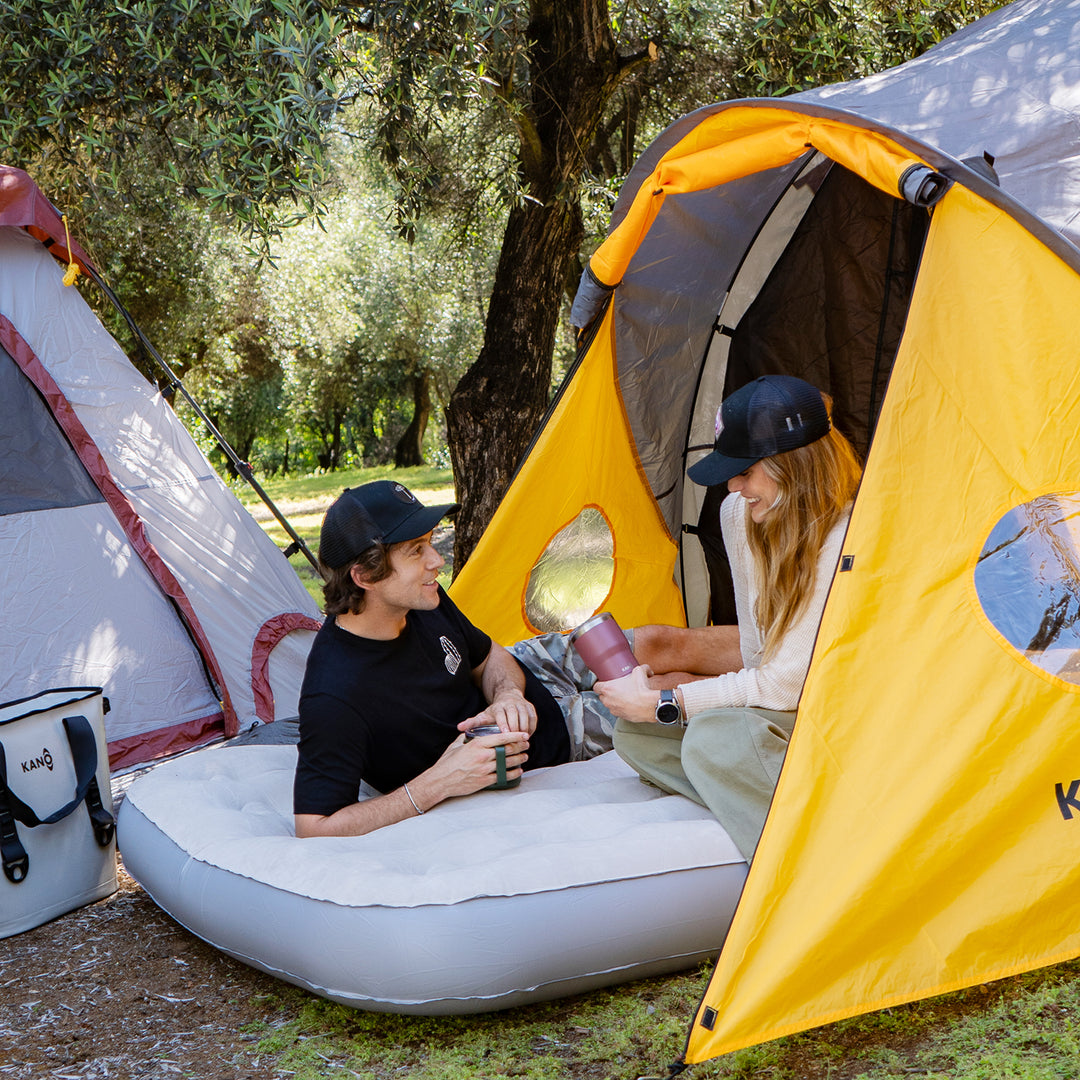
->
[655, 694, 681, 724]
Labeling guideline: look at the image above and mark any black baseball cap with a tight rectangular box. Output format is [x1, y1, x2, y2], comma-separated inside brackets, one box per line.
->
[687, 375, 831, 487]
[318, 480, 459, 569]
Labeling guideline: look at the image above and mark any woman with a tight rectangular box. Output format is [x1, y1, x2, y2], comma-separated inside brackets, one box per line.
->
[597, 374, 862, 860]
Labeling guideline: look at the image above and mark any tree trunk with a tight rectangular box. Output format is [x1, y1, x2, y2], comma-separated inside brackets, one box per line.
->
[447, 200, 581, 567]
[329, 412, 343, 471]
[394, 370, 432, 468]
[447, 0, 633, 571]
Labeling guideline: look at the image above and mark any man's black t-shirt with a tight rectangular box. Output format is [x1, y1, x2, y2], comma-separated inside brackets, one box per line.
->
[293, 588, 569, 816]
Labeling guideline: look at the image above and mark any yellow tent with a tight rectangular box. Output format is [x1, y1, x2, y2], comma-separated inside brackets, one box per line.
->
[452, 302, 685, 643]
[450, 34, 1080, 1065]
[686, 175, 1080, 1062]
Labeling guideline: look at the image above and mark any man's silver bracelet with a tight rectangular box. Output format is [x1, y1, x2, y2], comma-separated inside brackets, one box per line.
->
[403, 782, 424, 816]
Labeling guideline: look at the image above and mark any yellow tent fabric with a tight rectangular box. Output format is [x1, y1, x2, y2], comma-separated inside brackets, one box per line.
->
[451, 95, 1080, 1059]
[449, 305, 685, 644]
[590, 107, 923, 288]
[687, 184, 1080, 1060]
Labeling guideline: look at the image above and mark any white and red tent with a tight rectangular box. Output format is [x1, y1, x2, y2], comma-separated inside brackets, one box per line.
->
[0, 166, 319, 770]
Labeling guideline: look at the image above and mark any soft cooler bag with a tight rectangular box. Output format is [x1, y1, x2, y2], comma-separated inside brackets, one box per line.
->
[0, 687, 117, 937]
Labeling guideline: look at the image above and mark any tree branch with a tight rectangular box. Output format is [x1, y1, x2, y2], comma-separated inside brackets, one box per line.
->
[615, 40, 660, 85]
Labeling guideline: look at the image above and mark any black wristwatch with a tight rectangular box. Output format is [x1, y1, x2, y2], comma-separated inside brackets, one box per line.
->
[655, 689, 683, 726]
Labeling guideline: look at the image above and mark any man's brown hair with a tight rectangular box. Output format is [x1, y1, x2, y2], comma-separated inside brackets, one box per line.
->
[321, 543, 394, 617]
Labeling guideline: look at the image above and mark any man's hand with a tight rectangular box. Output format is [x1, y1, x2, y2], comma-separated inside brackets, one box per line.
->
[426, 730, 529, 795]
[295, 730, 530, 838]
[459, 686, 537, 734]
[469, 642, 538, 734]
[594, 664, 664, 723]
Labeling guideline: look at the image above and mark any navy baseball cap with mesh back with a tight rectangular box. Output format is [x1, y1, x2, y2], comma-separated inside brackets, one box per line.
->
[687, 375, 831, 487]
[318, 481, 459, 569]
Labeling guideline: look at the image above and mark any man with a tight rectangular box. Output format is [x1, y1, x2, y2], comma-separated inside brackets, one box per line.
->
[293, 480, 578, 837]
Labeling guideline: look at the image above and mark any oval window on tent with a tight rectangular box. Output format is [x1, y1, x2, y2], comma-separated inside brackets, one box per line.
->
[974, 493, 1080, 685]
[524, 506, 614, 633]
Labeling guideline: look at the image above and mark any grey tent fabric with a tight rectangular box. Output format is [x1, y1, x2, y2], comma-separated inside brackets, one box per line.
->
[695, 162, 929, 624]
[799, 0, 1080, 247]
[724, 163, 928, 460]
[0, 195, 321, 770]
[609, 0, 1080, 247]
[613, 159, 809, 517]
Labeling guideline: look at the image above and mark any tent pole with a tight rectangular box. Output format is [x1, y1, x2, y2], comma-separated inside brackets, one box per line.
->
[83, 267, 322, 575]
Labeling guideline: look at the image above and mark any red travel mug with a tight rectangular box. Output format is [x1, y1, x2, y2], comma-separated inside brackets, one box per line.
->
[569, 612, 637, 681]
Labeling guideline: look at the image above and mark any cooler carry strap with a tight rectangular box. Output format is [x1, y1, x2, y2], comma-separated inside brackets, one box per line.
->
[0, 715, 116, 884]
[0, 748, 28, 883]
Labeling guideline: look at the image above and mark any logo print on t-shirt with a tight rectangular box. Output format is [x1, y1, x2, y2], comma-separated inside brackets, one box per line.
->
[440, 636, 461, 674]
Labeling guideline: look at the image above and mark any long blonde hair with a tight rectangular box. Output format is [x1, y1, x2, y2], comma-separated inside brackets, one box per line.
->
[747, 414, 862, 658]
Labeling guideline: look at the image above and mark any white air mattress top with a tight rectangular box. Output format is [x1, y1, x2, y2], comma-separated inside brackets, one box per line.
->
[123, 745, 744, 907]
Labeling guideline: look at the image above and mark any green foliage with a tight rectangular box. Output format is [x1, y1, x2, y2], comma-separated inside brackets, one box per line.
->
[58, 173, 293, 474]
[181, 293, 286, 470]
[57, 116, 500, 480]
[0, 0, 349, 249]
[353, 1, 526, 235]
[246, 967, 717, 1079]
[0, 0, 1002, 530]
[732, 0, 1003, 97]
[263, 131, 497, 472]
[360, 1, 734, 217]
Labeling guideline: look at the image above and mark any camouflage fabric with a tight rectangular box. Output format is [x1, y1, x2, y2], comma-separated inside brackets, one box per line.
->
[510, 629, 634, 761]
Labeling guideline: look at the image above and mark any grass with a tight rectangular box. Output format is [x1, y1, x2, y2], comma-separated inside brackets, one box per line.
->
[233, 464, 455, 608]
[242, 958, 1080, 1079]
[236, 463, 455, 508]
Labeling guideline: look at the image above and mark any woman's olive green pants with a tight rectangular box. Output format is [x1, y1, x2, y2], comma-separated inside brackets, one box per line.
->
[613, 706, 796, 861]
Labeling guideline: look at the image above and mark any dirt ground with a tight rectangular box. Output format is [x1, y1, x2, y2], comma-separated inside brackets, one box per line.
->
[1, 858, 298, 1080]
[3, 831, 1054, 1080]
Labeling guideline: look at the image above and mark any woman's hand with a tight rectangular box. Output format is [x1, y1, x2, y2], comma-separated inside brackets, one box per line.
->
[594, 664, 662, 723]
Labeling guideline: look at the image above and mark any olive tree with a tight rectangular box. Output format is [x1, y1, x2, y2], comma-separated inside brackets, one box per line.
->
[0, 0, 1001, 570]
[265, 165, 493, 471]
[732, 0, 1001, 97]
[354, 1, 722, 566]
[0, 0, 348, 247]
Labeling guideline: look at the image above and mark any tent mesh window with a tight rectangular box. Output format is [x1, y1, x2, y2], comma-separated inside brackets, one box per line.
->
[0, 348, 105, 515]
[524, 506, 614, 633]
[975, 494, 1080, 685]
[699, 163, 929, 625]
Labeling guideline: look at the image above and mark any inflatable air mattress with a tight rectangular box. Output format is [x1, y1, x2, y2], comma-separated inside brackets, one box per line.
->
[117, 746, 747, 1014]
